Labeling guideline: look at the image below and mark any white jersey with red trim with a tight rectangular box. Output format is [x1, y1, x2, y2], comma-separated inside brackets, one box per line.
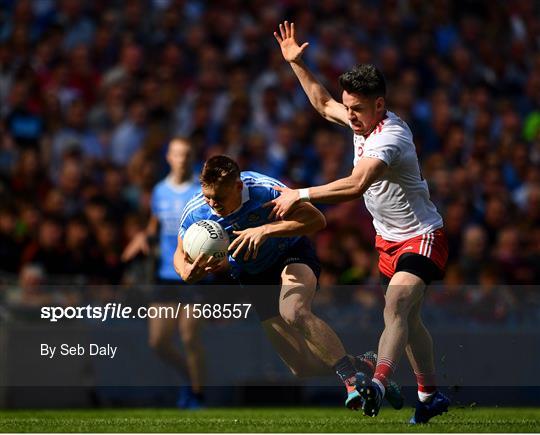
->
[352, 111, 443, 242]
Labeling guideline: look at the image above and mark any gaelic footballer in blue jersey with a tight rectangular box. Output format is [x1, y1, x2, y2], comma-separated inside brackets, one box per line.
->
[173, 155, 371, 410]
[122, 137, 205, 408]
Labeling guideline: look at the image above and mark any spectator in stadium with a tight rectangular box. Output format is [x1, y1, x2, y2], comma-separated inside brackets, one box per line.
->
[110, 97, 147, 166]
[10, 147, 50, 204]
[467, 265, 516, 324]
[0, 202, 22, 276]
[50, 98, 104, 178]
[21, 215, 66, 279]
[17, 264, 50, 307]
[4, 78, 43, 147]
[270, 21, 449, 422]
[459, 225, 489, 284]
[63, 214, 101, 281]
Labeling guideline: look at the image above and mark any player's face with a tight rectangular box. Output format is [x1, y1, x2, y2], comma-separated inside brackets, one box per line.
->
[342, 91, 385, 136]
[167, 139, 192, 178]
[201, 180, 243, 217]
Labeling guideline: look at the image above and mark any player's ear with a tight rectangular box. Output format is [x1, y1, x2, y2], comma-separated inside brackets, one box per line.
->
[375, 96, 385, 113]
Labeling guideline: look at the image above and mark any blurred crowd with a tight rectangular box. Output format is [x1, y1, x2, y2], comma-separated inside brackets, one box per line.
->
[0, 0, 539, 324]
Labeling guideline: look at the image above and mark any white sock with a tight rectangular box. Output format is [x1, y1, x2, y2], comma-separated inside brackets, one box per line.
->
[418, 390, 436, 403]
[372, 378, 385, 397]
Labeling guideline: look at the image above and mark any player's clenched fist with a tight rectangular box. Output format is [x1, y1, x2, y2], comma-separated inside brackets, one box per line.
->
[273, 21, 309, 63]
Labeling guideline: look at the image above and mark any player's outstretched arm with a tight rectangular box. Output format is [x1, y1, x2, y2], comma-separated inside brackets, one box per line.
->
[265, 158, 387, 218]
[228, 203, 326, 261]
[274, 21, 348, 126]
[174, 235, 222, 283]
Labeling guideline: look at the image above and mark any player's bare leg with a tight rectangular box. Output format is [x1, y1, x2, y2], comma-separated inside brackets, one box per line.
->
[278, 263, 361, 409]
[279, 264, 346, 365]
[406, 298, 436, 395]
[178, 308, 205, 395]
[148, 305, 190, 376]
[262, 315, 403, 409]
[148, 303, 204, 407]
[405, 296, 450, 423]
[262, 315, 332, 378]
[357, 272, 424, 416]
[379, 272, 425, 367]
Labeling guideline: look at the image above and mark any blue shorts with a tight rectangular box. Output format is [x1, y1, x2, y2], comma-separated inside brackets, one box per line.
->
[237, 237, 321, 321]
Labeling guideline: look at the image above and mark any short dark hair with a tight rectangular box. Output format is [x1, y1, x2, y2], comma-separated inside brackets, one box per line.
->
[339, 64, 386, 98]
[200, 155, 240, 187]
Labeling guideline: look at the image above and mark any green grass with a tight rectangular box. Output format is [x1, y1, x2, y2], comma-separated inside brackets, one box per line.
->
[0, 407, 539, 432]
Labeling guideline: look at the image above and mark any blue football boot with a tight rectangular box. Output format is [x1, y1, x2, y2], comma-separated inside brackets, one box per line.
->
[409, 391, 450, 424]
[177, 386, 205, 410]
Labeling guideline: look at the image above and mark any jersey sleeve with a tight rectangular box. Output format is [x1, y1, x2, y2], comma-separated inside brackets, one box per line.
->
[178, 212, 195, 239]
[248, 175, 287, 201]
[178, 195, 202, 238]
[364, 133, 402, 166]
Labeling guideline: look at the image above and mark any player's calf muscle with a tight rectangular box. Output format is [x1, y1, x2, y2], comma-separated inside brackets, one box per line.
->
[279, 303, 310, 328]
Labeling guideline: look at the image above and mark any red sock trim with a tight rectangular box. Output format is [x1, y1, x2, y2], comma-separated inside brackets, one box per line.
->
[374, 358, 396, 387]
[415, 371, 437, 393]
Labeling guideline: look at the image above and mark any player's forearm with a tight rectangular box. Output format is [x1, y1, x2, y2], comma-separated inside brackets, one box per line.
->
[307, 176, 368, 204]
[145, 216, 159, 238]
[263, 207, 326, 237]
[173, 250, 187, 280]
[289, 60, 335, 117]
[303, 159, 387, 204]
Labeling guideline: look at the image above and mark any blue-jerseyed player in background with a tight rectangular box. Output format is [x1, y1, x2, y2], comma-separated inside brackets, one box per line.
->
[173, 155, 403, 410]
[122, 137, 204, 409]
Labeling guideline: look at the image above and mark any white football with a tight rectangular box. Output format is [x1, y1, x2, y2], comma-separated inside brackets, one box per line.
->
[182, 220, 229, 262]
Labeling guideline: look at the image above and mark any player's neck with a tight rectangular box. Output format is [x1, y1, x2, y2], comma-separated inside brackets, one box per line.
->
[168, 172, 192, 186]
[364, 110, 388, 138]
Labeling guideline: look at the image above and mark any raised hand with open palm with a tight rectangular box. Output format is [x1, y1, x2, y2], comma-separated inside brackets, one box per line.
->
[273, 21, 309, 64]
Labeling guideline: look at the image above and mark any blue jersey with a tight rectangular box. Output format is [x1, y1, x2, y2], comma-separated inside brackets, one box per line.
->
[179, 171, 300, 275]
[151, 176, 200, 281]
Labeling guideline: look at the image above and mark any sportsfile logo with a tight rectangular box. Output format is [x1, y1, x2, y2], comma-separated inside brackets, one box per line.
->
[40, 303, 252, 322]
[41, 303, 180, 322]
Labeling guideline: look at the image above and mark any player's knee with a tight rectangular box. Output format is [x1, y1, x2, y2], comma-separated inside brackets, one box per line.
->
[148, 335, 171, 354]
[384, 291, 414, 319]
[281, 266, 317, 289]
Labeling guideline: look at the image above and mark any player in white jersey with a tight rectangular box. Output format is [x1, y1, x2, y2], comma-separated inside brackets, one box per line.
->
[270, 21, 450, 423]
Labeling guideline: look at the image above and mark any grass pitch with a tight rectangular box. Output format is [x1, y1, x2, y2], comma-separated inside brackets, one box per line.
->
[0, 407, 539, 432]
